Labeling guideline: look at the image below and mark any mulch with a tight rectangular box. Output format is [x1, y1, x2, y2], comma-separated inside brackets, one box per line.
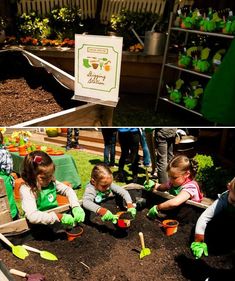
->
[0, 50, 83, 126]
[0, 191, 234, 281]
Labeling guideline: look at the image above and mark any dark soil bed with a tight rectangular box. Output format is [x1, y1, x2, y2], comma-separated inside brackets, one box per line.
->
[0, 51, 83, 126]
[1, 192, 234, 281]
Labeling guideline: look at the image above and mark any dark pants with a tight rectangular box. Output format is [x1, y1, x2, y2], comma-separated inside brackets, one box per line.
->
[67, 128, 79, 147]
[102, 129, 117, 165]
[118, 131, 140, 176]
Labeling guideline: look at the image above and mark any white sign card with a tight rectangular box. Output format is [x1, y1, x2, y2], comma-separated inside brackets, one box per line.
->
[74, 34, 123, 106]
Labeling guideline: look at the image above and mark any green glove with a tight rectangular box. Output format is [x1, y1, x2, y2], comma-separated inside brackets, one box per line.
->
[101, 210, 118, 224]
[127, 207, 137, 218]
[72, 206, 85, 223]
[147, 205, 158, 219]
[190, 241, 208, 259]
[61, 214, 75, 227]
[144, 179, 155, 191]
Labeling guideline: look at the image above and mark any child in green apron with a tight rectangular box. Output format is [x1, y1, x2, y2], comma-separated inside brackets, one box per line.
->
[0, 131, 18, 220]
[144, 154, 203, 219]
[19, 151, 85, 234]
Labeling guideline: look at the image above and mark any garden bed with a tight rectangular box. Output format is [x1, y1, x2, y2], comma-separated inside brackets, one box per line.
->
[0, 50, 113, 127]
[0, 193, 234, 281]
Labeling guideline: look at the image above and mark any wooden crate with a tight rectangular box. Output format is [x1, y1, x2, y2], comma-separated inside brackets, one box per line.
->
[0, 179, 13, 225]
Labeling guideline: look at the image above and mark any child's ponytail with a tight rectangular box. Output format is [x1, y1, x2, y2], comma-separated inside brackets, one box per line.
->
[189, 158, 198, 179]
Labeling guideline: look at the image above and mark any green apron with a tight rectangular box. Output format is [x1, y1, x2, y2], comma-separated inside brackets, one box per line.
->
[201, 38, 235, 125]
[36, 182, 58, 211]
[0, 171, 18, 219]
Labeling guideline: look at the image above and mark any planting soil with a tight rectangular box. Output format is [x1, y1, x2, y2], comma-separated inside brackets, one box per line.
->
[1, 191, 234, 281]
[0, 50, 83, 126]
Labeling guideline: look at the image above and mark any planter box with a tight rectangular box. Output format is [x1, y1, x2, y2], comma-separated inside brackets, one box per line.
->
[0, 49, 113, 127]
[20, 46, 165, 95]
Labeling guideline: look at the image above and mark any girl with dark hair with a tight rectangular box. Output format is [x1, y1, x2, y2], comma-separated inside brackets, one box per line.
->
[20, 150, 85, 227]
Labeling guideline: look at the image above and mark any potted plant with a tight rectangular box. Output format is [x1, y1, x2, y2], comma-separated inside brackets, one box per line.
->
[0, 17, 7, 43]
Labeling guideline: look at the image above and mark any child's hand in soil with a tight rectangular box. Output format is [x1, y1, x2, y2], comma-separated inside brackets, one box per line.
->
[72, 206, 85, 223]
[101, 210, 119, 224]
[190, 241, 208, 259]
[61, 214, 75, 227]
[127, 207, 137, 218]
[147, 205, 158, 219]
[144, 179, 155, 191]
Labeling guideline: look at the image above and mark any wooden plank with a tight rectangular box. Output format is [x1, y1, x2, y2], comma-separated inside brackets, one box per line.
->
[152, 190, 214, 209]
[123, 183, 214, 209]
[0, 203, 77, 235]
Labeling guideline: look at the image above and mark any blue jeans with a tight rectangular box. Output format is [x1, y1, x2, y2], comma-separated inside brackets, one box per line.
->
[140, 130, 151, 166]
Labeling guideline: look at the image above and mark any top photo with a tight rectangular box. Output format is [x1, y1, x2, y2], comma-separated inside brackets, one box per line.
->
[1, 0, 235, 127]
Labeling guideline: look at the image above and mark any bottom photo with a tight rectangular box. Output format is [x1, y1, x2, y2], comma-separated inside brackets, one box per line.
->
[0, 127, 234, 281]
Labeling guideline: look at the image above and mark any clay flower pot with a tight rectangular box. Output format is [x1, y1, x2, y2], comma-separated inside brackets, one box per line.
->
[162, 219, 179, 236]
[66, 225, 83, 241]
[116, 211, 133, 229]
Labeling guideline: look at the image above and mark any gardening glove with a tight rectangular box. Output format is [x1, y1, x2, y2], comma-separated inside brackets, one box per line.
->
[144, 179, 155, 191]
[101, 210, 119, 224]
[127, 207, 137, 218]
[190, 241, 208, 259]
[61, 214, 75, 227]
[147, 205, 158, 219]
[72, 206, 85, 223]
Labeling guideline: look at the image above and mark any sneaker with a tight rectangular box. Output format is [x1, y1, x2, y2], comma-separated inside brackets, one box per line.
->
[132, 175, 138, 183]
[151, 171, 158, 179]
[73, 144, 80, 149]
[66, 146, 72, 151]
[115, 171, 126, 182]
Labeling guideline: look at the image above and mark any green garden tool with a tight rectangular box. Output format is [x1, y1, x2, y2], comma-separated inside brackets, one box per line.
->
[0, 233, 29, 260]
[22, 245, 58, 261]
[139, 232, 151, 259]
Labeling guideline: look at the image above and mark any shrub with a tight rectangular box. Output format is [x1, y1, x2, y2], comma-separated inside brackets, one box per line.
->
[110, 10, 167, 49]
[194, 153, 235, 199]
[48, 6, 83, 40]
[16, 12, 50, 39]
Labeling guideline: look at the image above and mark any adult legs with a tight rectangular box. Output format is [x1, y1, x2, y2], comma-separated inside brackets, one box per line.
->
[156, 139, 168, 183]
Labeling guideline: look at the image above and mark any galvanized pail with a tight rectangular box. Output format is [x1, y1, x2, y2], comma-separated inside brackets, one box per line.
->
[144, 31, 166, 56]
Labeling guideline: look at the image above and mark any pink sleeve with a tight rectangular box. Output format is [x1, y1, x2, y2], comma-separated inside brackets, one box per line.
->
[181, 181, 201, 202]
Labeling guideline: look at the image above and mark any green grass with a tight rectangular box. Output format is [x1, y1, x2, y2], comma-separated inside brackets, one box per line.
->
[31, 141, 148, 199]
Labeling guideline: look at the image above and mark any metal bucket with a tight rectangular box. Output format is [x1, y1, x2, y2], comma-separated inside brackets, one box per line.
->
[144, 31, 166, 56]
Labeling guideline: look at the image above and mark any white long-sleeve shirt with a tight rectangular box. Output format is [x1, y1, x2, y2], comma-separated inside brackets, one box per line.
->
[195, 191, 232, 236]
[20, 180, 81, 225]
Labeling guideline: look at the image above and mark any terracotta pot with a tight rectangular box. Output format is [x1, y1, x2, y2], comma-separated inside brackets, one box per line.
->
[116, 211, 132, 228]
[162, 219, 179, 236]
[14, 178, 25, 200]
[66, 225, 83, 241]
[18, 145, 26, 154]
[56, 181, 72, 206]
[60, 128, 68, 134]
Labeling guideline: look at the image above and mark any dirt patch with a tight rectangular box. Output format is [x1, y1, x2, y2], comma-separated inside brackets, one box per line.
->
[0, 51, 83, 126]
[1, 192, 234, 281]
